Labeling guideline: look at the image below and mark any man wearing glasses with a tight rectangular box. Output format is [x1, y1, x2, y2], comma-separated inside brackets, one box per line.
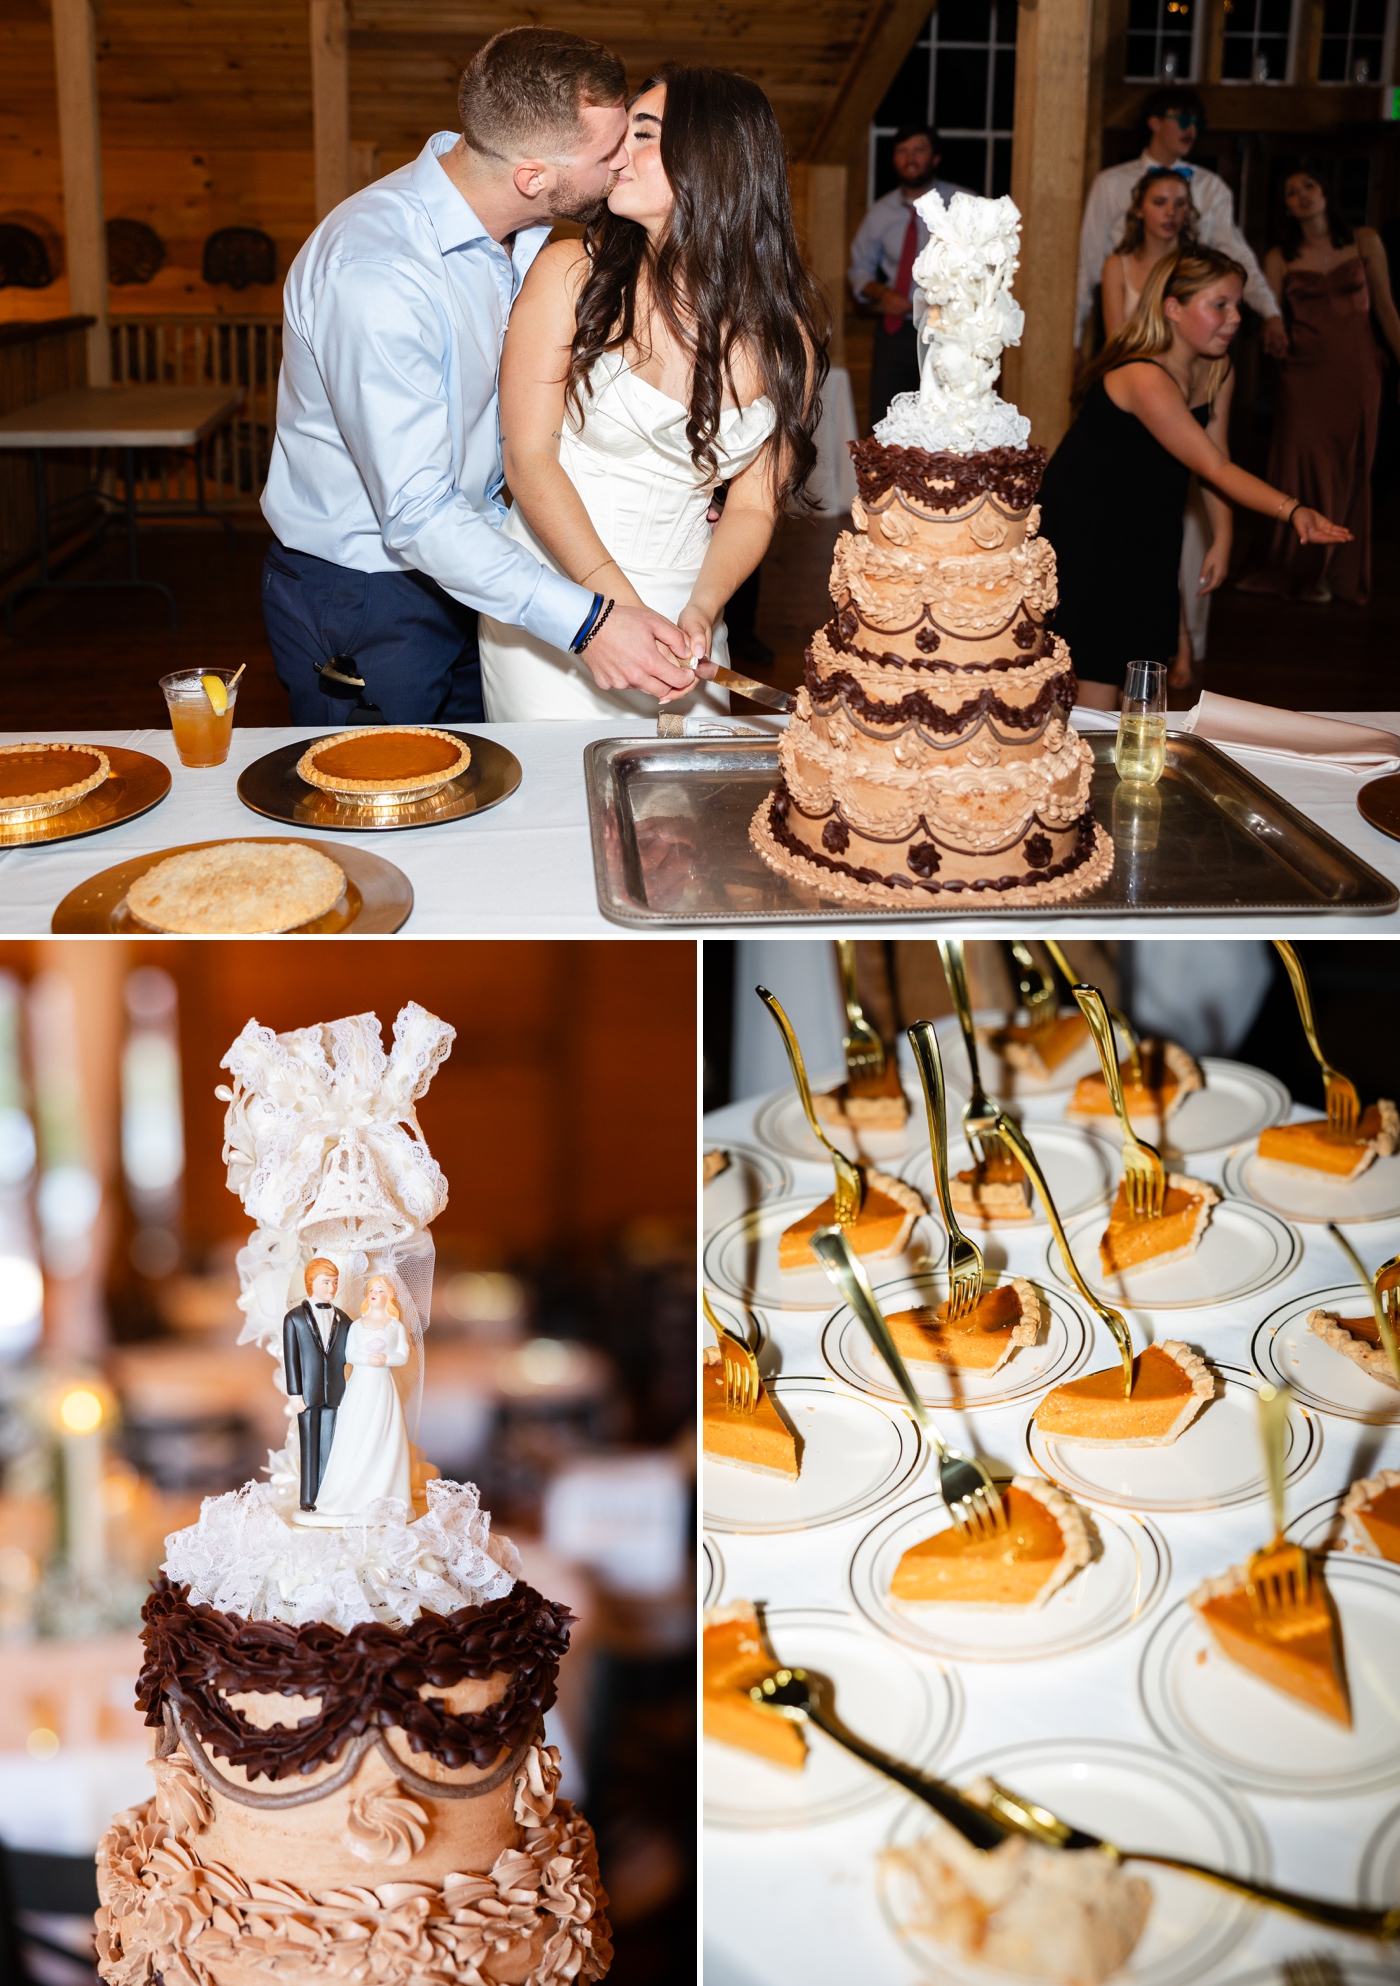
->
[1075, 87, 1287, 358]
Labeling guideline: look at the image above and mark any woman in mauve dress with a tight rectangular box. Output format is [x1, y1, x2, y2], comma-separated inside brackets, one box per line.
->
[1242, 171, 1400, 605]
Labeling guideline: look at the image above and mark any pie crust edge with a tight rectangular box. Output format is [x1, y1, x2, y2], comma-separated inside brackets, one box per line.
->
[296, 726, 471, 795]
[1306, 1308, 1400, 1392]
[1340, 1467, 1400, 1554]
[0, 741, 110, 811]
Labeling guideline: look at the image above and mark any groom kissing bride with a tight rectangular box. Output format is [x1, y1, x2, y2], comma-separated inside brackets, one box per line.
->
[260, 26, 828, 729]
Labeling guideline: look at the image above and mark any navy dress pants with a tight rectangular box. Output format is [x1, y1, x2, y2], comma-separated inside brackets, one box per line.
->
[262, 540, 484, 725]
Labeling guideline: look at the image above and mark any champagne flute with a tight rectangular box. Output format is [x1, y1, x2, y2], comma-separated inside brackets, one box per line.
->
[1114, 660, 1167, 786]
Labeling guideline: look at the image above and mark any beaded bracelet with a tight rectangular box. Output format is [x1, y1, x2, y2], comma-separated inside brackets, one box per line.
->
[577, 598, 616, 652]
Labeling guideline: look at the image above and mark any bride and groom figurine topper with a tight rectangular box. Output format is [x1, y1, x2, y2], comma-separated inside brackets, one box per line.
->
[283, 1257, 413, 1529]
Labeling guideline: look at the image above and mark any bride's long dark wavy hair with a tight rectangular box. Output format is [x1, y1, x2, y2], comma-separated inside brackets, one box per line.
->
[566, 65, 830, 511]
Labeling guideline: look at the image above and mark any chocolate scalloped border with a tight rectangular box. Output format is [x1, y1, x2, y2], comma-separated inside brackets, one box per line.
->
[850, 439, 1047, 514]
[136, 1575, 572, 1782]
[806, 657, 1076, 734]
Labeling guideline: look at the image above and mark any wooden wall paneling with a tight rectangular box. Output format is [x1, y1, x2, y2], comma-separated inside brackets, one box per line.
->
[50, 0, 110, 382]
[311, 0, 352, 220]
[789, 162, 849, 368]
[1005, 0, 1095, 453]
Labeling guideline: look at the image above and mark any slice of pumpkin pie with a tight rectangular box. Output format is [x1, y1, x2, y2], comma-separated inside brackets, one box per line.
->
[702, 1347, 800, 1479]
[1066, 1040, 1203, 1125]
[1098, 1173, 1219, 1279]
[1189, 1553, 1350, 1727]
[814, 1056, 909, 1133]
[981, 1012, 1089, 1080]
[1034, 1341, 1213, 1448]
[890, 1478, 1091, 1609]
[1306, 1281, 1400, 1392]
[1341, 1470, 1400, 1563]
[703, 1602, 806, 1770]
[950, 1150, 1033, 1226]
[886, 1278, 1040, 1375]
[1256, 1102, 1398, 1182]
[778, 1167, 925, 1271]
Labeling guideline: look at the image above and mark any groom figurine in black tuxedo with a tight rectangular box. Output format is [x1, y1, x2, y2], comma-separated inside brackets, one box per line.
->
[283, 1258, 353, 1510]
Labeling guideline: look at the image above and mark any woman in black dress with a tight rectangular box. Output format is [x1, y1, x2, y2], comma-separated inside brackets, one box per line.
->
[1038, 245, 1350, 709]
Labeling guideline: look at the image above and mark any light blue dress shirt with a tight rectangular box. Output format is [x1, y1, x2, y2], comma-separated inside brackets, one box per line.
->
[847, 179, 966, 302]
[261, 131, 593, 651]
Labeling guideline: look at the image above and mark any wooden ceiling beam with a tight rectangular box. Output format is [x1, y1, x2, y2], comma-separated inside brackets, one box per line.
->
[803, 0, 933, 163]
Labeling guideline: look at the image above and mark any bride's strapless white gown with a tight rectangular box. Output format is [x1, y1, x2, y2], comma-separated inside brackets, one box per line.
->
[479, 352, 777, 721]
[314, 1318, 412, 1516]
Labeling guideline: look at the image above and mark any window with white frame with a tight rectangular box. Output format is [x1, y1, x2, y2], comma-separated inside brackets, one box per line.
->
[1318, 0, 1388, 79]
[1221, 0, 1296, 80]
[1124, 0, 1200, 82]
[868, 0, 1017, 207]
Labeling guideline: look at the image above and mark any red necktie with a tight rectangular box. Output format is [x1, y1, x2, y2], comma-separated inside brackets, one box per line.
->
[884, 208, 919, 335]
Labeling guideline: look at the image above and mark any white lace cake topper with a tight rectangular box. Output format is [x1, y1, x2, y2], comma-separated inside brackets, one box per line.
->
[875, 190, 1032, 456]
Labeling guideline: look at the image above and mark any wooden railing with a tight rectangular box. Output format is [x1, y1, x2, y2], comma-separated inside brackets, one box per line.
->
[109, 316, 283, 510]
[0, 316, 100, 590]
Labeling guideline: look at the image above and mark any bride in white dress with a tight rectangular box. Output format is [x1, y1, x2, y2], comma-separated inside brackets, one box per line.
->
[314, 1274, 412, 1517]
[479, 65, 828, 722]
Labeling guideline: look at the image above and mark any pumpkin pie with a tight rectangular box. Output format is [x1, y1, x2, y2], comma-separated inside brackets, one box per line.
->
[950, 1150, 1032, 1226]
[1097, 1173, 1218, 1279]
[126, 842, 346, 934]
[886, 1278, 1040, 1374]
[0, 742, 109, 820]
[703, 1149, 730, 1186]
[297, 726, 470, 802]
[1066, 1040, 1202, 1125]
[778, 1167, 924, 1270]
[703, 1602, 806, 1770]
[1189, 1553, 1350, 1727]
[1034, 1340, 1213, 1447]
[982, 1012, 1089, 1080]
[702, 1347, 800, 1478]
[814, 1056, 909, 1132]
[1306, 1278, 1400, 1392]
[1341, 1470, 1400, 1562]
[890, 1477, 1091, 1609]
[1257, 1102, 1398, 1182]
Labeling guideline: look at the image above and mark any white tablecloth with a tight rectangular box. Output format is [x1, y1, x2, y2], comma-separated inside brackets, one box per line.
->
[702, 1081, 1400, 1986]
[1, 712, 1396, 935]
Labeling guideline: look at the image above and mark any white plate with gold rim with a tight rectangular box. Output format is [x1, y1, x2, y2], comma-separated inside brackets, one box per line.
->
[702, 1378, 924, 1536]
[820, 1271, 1092, 1412]
[901, 1122, 1118, 1228]
[702, 1193, 945, 1314]
[702, 1536, 723, 1608]
[751, 1068, 933, 1169]
[703, 1605, 961, 1830]
[1044, 1196, 1302, 1312]
[848, 1490, 1169, 1663]
[1360, 1800, 1400, 1908]
[1072, 1058, 1290, 1156]
[880, 1737, 1263, 1986]
[702, 1141, 792, 1235]
[1251, 1284, 1400, 1424]
[1025, 1362, 1321, 1513]
[1222, 1139, 1400, 1225]
[1139, 1554, 1400, 1797]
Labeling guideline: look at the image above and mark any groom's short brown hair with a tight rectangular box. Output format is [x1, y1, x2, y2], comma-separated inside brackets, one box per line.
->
[304, 1257, 338, 1293]
[458, 28, 625, 164]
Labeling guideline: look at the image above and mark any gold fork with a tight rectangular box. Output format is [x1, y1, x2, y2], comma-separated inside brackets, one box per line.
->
[1073, 982, 1165, 1219]
[1008, 939, 1056, 1035]
[995, 1112, 1135, 1398]
[811, 1224, 1006, 1542]
[1245, 1382, 1326, 1639]
[1274, 942, 1361, 1135]
[835, 941, 887, 1097]
[1328, 1225, 1400, 1389]
[936, 940, 1003, 1164]
[908, 1019, 984, 1322]
[756, 985, 863, 1225]
[702, 1289, 759, 1414]
[1044, 939, 1143, 1090]
[1281, 1956, 1347, 1986]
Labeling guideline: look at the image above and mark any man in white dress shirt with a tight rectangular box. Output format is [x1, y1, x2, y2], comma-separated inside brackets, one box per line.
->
[848, 126, 967, 430]
[261, 28, 694, 725]
[1075, 87, 1287, 358]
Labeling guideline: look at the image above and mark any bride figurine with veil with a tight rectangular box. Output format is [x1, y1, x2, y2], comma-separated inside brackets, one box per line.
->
[312, 1273, 412, 1518]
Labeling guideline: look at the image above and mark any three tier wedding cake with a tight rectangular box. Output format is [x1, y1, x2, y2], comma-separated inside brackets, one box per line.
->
[96, 1006, 611, 1986]
[751, 192, 1113, 906]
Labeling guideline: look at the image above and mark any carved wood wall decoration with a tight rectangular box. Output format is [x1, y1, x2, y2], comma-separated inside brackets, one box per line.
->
[0, 214, 62, 289]
[202, 227, 277, 290]
[107, 217, 166, 285]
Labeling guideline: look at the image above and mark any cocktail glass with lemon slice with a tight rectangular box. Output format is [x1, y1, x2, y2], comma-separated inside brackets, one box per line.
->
[159, 666, 242, 767]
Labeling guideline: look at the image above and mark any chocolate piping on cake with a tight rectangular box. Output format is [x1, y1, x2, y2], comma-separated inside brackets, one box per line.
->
[806, 661, 1076, 734]
[830, 602, 1046, 663]
[137, 1575, 572, 1780]
[850, 439, 1047, 513]
[767, 786, 1100, 895]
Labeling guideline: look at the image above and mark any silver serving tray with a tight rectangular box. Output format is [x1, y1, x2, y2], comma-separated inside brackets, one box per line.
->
[585, 732, 1397, 925]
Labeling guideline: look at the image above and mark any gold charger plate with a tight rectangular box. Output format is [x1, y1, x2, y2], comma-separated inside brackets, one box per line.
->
[236, 729, 522, 832]
[0, 746, 170, 847]
[51, 837, 412, 934]
[1358, 773, 1400, 844]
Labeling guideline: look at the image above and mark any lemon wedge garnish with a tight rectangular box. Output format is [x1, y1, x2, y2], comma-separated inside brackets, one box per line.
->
[202, 674, 228, 715]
